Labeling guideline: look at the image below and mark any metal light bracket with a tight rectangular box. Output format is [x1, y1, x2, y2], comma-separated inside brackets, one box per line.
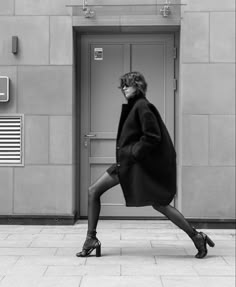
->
[160, 5, 171, 17]
[83, 0, 95, 18]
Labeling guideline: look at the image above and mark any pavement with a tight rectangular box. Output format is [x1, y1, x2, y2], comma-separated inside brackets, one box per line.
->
[0, 220, 235, 287]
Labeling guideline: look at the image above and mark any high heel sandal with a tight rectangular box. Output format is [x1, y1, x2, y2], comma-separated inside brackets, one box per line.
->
[76, 231, 101, 257]
[191, 229, 215, 259]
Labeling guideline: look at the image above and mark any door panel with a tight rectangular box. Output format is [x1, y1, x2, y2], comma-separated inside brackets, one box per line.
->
[90, 44, 124, 132]
[80, 34, 175, 217]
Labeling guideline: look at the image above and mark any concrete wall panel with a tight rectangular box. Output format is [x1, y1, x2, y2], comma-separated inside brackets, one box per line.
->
[182, 64, 235, 114]
[0, 17, 49, 65]
[0, 66, 17, 113]
[0, 0, 14, 15]
[210, 12, 235, 62]
[181, 13, 209, 62]
[15, 0, 68, 15]
[25, 116, 49, 164]
[184, 0, 235, 11]
[182, 166, 235, 218]
[18, 66, 72, 115]
[14, 166, 73, 214]
[49, 116, 72, 164]
[50, 16, 73, 65]
[0, 168, 13, 214]
[209, 116, 235, 166]
[182, 115, 208, 166]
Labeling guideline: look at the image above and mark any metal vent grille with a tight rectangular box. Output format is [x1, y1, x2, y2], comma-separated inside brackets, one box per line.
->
[0, 115, 23, 165]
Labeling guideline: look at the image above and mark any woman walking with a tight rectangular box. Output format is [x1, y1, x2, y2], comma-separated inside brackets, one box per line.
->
[76, 71, 215, 259]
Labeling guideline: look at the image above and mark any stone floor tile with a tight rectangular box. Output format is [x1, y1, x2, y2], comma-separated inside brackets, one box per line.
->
[0, 222, 234, 287]
[15, 255, 86, 266]
[64, 232, 120, 241]
[55, 247, 120, 256]
[200, 276, 235, 287]
[45, 264, 120, 276]
[0, 248, 57, 256]
[193, 265, 235, 276]
[0, 241, 31, 248]
[223, 256, 235, 265]
[201, 276, 236, 287]
[161, 276, 205, 287]
[0, 235, 7, 240]
[80, 275, 163, 287]
[203, 229, 235, 235]
[122, 247, 187, 257]
[30, 240, 84, 248]
[38, 276, 82, 287]
[152, 247, 188, 256]
[85, 254, 155, 265]
[151, 239, 193, 247]
[99, 239, 152, 248]
[96, 221, 122, 229]
[6, 234, 65, 241]
[121, 264, 198, 276]
[0, 228, 42, 234]
[212, 240, 235, 247]
[40, 228, 83, 234]
[120, 223, 174, 229]
[0, 276, 81, 287]
[0, 256, 20, 267]
[185, 246, 234, 256]
[155, 255, 227, 266]
[0, 266, 47, 276]
[121, 232, 178, 240]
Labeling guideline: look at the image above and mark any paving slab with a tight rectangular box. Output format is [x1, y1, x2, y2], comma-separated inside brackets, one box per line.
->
[80, 275, 163, 287]
[0, 276, 81, 287]
[0, 220, 234, 287]
[45, 264, 120, 276]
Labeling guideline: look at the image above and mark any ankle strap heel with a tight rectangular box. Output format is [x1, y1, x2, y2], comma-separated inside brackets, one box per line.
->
[206, 235, 215, 247]
[96, 242, 101, 257]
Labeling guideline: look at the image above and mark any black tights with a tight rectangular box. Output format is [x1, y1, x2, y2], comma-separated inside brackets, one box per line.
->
[87, 171, 195, 238]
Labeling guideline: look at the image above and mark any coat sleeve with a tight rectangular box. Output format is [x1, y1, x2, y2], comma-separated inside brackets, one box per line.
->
[131, 101, 161, 161]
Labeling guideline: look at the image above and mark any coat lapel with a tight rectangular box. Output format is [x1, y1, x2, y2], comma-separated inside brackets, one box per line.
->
[117, 104, 130, 141]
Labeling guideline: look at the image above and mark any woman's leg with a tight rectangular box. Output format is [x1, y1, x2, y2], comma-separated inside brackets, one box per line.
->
[87, 171, 119, 233]
[76, 171, 119, 257]
[152, 204, 196, 238]
[152, 204, 215, 258]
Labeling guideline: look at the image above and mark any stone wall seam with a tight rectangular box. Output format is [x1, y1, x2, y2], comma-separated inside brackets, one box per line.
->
[47, 115, 50, 165]
[16, 65, 19, 113]
[12, 167, 15, 214]
[207, 114, 210, 166]
[49, 16, 51, 65]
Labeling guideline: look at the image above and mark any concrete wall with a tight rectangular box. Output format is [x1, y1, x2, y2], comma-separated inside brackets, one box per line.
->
[0, 0, 235, 220]
[180, 0, 235, 218]
[0, 0, 75, 216]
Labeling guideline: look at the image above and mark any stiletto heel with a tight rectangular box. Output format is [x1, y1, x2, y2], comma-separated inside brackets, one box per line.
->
[191, 230, 215, 259]
[96, 243, 101, 257]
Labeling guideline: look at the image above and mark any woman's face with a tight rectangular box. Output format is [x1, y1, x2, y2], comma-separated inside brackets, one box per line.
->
[122, 85, 136, 100]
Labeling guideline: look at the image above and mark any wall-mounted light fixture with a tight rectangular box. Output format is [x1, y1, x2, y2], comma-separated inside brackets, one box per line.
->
[83, 0, 95, 18]
[160, 0, 171, 17]
[12, 36, 18, 54]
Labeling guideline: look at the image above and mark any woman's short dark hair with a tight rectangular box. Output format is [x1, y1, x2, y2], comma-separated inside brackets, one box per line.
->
[119, 71, 147, 96]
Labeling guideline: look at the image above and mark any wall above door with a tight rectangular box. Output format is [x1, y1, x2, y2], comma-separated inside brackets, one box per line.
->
[67, 0, 184, 28]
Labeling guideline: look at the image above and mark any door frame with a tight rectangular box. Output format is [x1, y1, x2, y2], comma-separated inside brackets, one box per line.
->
[74, 28, 180, 219]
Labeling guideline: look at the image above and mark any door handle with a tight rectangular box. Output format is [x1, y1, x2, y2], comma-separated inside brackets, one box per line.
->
[83, 134, 96, 147]
[84, 134, 96, 138]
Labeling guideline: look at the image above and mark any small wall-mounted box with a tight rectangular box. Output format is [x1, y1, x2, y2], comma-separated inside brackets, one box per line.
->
[0, 76, 9, 102]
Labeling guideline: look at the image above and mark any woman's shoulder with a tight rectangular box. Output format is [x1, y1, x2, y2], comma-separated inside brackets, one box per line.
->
[135, 97, 156, 111]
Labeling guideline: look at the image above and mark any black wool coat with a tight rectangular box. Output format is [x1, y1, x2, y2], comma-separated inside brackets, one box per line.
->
[116, 95, 177, 206]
